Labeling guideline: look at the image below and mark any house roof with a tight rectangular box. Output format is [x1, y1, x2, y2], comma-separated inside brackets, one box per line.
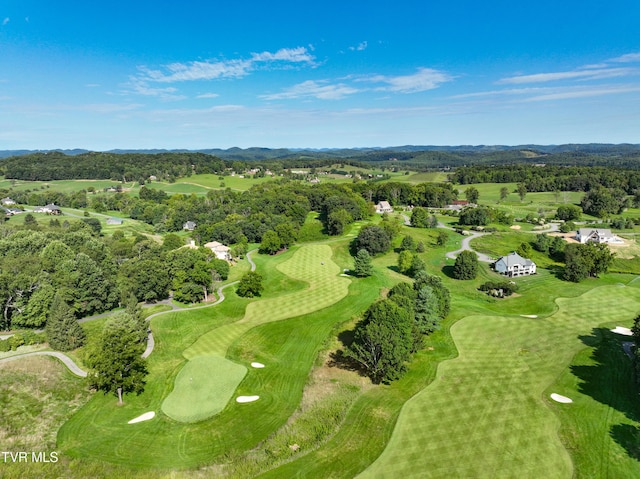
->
[578, 228, 613, 238]
[496, 252, 534, 267]
[205, 241, 230, 252]
[377, 201, 392, 208]
[45, 204, 61, 210]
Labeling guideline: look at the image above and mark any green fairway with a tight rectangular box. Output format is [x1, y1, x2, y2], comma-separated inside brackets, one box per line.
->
[161, 356, 247, 422]
[184, 244, 350, 358]
[161, 244, 350, 423]
[58, 242, 358, 468]
[357, 284, 640, 479]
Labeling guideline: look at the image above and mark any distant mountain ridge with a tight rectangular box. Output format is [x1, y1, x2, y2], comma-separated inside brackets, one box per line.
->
[1, 143, 640, 160]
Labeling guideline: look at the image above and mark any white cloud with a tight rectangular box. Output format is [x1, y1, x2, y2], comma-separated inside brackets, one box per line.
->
[363, 68, 453, 93]
[139, 59, 252, 83]
[498, 67, 635, 84]
[125, 79, 186, 100]
[449, 87, 553, 99]
[349, 41, 368, 51]
[137, 46, 316, 85]
[2, 17, 9, 26]
[250, 47, 315, 64]
[523, 85, 640, 102]
[196, 93, 220, 99]
[608, 52, 640, 63]
[261, 80, 359, 100]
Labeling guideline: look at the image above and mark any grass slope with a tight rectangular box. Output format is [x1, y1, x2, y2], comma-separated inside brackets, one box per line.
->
[184, 244, 350, 358]
[160, 244, 349, 423]
[357, 284, 640, 479]
[57, 243, 357, 469]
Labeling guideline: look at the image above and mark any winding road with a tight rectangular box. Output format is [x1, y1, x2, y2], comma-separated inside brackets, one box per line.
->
[0, 351, 88, 377]
[445, 231, 494, 263]
[0, 249, 258, 375]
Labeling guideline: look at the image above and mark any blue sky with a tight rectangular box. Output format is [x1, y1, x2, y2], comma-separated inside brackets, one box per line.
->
[1, 0, 639, 149]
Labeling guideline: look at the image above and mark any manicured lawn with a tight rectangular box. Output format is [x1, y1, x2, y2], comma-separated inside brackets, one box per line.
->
[184, 244, 350, 358]
[57, 242, 360, 469]
[161, 355, 247, 422]
[357, 284, 640, 479]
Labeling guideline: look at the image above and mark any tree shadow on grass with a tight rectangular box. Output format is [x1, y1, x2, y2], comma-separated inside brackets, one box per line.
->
[441, 265, 456, 279]
[547, 264, 566, 280]
[610, 424, 640, 461]
[571, 328, 639, 421]
[327, 329, 367, 376]
[572, 327, 640, 459]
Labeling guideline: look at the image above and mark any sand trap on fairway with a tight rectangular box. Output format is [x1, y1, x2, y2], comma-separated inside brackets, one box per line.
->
[521, 314, 538, 318]
[550, 393, 573, 404]
[128, 411, 155, 424]
[236, 395, 259, 403]
[251, 362, 265, 368]
[611, 326, 633, 336]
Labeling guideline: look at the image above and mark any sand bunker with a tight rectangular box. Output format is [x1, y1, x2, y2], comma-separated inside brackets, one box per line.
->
[521, 315, 538, 318]
[550, 393, 573, 404]
[611, 326, 633, 336]
[128, 411, 155, 424]
[510, 225, 521, 230]
[236, 395, 260, 403]
[251, 362, 265, 368]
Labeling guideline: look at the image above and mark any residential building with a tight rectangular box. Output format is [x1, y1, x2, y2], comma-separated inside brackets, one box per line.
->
[493, 252, 536, 277]
[576, 228, 622, 244]
[204, 241, 232, 261]
[375, 201, 394, 214]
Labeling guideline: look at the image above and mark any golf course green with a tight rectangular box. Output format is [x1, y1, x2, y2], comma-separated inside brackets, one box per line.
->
[160, 244, 350, 423]
[357, 284, 640, 479]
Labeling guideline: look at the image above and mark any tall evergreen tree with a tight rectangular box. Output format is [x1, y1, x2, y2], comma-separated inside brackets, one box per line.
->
[353, 249, 374, 277]
[45, 294, 85, 351]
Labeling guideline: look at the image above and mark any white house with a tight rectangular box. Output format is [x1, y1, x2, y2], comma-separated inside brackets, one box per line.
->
[183, 221, 196, 231]
[493, 252, 536, 277]
[576, 228, 622, 244]
[1, 197, 16, 206]
[204, 241, 232, 261]
[34, 204, 61, 215]
[375, 201, 394, 214]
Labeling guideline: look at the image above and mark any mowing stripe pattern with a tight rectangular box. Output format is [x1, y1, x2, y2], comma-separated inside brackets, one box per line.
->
[184, 244, 350, 359]
[358, 284, 640, 479]
[162, 244, 350, 423]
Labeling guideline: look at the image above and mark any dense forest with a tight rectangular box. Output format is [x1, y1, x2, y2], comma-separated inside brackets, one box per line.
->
[3, 145, 640, 181]
[449, 164, 640, 194]
[0, 151, 368, 182]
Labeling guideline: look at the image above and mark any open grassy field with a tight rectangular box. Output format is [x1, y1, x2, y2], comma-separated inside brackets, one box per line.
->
[185, 244, 350, 358]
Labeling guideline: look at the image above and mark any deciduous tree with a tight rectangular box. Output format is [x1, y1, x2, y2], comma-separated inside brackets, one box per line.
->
[453, 250, 478, 280]
[87, 313, 148, 405]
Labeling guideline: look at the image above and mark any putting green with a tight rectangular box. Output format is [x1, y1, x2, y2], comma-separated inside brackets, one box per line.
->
[161, 356, 247, 422]
[358, 284, 640, 479]
[165, 244, 350, 423]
